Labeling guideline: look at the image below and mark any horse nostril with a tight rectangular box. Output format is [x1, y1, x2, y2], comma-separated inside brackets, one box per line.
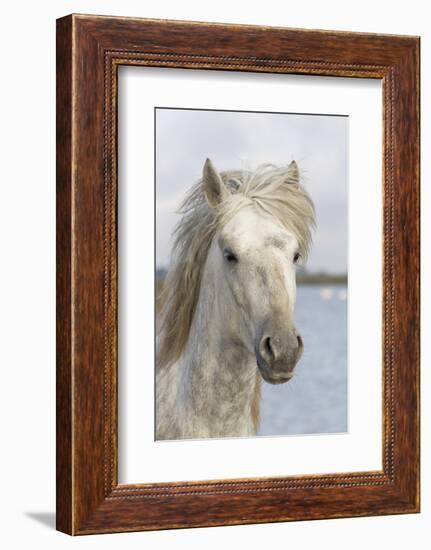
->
[259, 332, 301, 365]
[297, 334, 303, 348]
[264, 336, 274, 360]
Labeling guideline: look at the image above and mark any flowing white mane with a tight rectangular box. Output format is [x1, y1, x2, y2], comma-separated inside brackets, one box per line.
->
[157, 162, 315, 370]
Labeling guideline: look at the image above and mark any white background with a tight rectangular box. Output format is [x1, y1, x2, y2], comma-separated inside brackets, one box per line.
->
[0, 1, 428, 548]
[118, 68, 382, 483]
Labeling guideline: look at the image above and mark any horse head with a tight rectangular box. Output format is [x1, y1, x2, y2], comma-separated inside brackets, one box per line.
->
[202, 158, 314, 384]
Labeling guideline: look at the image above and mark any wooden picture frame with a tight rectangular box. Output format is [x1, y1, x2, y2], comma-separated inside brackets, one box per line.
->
[56, 14, 420, 535]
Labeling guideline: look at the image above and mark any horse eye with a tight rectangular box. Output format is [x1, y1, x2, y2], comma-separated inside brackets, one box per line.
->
[224, 249, 238, 263]
[293, 252, 301, 264]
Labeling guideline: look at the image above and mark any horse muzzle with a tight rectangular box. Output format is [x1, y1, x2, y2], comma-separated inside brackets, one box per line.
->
[255, 327, 303, 384]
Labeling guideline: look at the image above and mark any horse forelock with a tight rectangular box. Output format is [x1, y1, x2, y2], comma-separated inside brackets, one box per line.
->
[157, 163, 315, 370]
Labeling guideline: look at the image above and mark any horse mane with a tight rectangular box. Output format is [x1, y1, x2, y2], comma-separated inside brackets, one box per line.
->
[157, 163, 316, 370]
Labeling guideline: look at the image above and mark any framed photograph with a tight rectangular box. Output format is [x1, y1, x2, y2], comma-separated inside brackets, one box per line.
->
[56, 14, 420, 535]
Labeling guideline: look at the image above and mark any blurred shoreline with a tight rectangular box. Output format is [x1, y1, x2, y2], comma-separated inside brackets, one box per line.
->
[296, 273, 347, 285]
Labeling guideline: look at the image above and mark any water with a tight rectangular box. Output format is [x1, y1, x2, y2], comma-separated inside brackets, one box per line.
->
[258, 285, 348, 436]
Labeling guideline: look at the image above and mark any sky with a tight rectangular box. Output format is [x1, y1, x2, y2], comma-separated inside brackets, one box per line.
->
[155, 108, 348, 274]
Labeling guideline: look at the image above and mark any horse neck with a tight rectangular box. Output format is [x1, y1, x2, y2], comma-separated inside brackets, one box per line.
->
[176, 247, 261, 437]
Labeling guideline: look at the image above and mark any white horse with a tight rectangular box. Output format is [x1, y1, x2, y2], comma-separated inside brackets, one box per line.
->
[156, 159, 315, 440]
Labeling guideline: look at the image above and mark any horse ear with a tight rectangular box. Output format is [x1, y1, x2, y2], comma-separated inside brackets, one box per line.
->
[203, 158, 229, 207]
[284, 160, 300, 185]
